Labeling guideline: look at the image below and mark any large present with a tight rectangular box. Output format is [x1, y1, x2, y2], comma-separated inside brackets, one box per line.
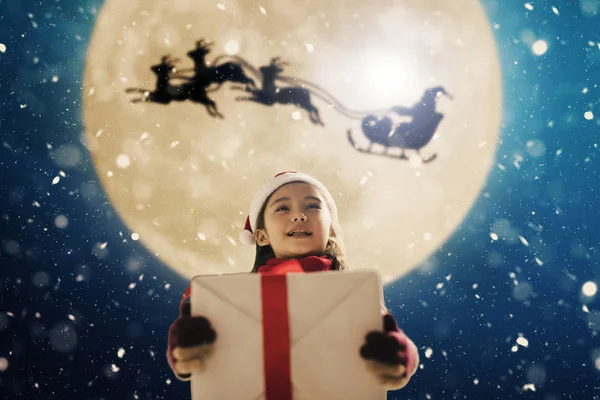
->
[189, 269, 387, 400]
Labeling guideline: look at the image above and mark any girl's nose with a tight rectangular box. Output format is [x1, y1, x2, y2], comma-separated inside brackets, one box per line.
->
[292, 213, 307, 222]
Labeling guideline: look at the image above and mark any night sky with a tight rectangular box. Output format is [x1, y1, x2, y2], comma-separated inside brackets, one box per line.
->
[2, 0, 600, 399]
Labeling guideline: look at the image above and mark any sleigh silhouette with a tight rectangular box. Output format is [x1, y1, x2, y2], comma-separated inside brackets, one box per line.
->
[347, 113, 444, 163]
[346, 86, 452, 163]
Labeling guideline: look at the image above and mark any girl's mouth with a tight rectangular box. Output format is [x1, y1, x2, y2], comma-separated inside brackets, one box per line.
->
[287, 230, 312, 237]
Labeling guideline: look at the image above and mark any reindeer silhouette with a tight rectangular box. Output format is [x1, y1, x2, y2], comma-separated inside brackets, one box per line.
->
[125, 55, 184, 104]
[174, 39, 256, 90]
[234, 57, 324, 126]
[347, 86, 453, 162]
[125, 54, 223, 118]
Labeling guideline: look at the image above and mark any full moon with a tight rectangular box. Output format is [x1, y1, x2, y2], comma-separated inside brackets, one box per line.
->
[83, 0, 502, 282]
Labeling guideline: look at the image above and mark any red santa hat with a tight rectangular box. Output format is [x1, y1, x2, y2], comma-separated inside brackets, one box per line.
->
[239, 171, 338, 245]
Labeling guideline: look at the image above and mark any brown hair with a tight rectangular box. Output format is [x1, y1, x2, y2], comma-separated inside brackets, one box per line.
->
[250, 181, 350, 273]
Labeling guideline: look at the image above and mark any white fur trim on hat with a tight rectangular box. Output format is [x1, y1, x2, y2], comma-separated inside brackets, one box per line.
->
[239, 171, 337, 245]
[239, 216, 256, 245]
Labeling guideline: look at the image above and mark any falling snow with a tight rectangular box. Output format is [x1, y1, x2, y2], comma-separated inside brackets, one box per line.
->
[1, 0, 600, 399]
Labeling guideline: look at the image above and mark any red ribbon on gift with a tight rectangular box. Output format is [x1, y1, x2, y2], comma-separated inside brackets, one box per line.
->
[260, 260, 303, 400]
[179, 260, 302, 399]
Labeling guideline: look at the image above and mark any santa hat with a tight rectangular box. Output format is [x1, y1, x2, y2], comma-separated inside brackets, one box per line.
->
[239, 171, 338, 245]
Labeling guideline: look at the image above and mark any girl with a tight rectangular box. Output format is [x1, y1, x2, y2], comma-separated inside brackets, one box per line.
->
[167, 171, 419, 390]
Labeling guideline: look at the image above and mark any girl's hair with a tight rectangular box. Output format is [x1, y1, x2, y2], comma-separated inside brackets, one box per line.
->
[250, 181, 349, 273]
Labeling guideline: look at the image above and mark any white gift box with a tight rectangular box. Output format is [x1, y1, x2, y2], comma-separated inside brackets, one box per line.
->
[189, 269, 387, 400]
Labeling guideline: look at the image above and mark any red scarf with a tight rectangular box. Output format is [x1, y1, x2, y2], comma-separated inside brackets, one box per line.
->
[257, 255, 333, 274]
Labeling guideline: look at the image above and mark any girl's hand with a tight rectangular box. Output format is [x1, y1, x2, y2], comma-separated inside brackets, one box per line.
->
[359, 314, 419, 389]
[167, 302, 217, 380]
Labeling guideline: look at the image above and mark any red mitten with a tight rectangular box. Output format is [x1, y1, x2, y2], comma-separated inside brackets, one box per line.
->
[166, 302, 217, 381]
[360, 314, 419, 389]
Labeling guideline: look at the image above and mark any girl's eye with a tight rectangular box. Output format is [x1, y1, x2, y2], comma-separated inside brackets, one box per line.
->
[275, 205, 289, 212]
[307, 203, 321, 209]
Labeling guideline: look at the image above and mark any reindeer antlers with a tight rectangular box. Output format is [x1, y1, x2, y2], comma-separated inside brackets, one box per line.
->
[270, 56, 289, 66]
[161, 54, 180, 64]
[196, 38, 214, 48]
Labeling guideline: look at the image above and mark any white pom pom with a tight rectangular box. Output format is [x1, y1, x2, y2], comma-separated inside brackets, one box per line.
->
[239, 230, 255, 245]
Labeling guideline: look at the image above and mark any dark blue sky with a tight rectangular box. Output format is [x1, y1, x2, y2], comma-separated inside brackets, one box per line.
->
[1, 0, 600, 399]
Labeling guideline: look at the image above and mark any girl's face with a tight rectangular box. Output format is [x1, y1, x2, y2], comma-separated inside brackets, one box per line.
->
[256, 182, 332, 259]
